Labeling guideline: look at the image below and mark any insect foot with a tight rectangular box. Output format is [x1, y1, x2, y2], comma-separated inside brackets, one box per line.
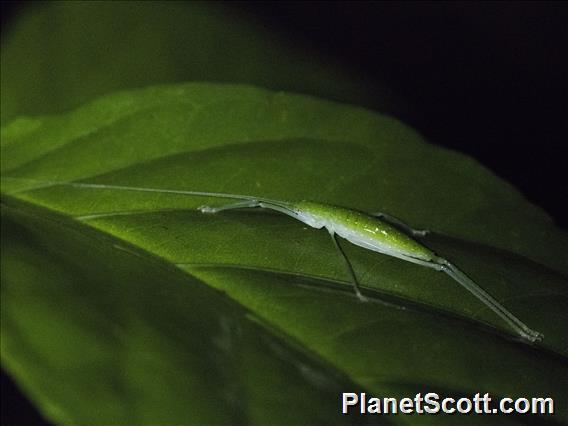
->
[198, 205, 218, 214]
[521, 329, 544, 344]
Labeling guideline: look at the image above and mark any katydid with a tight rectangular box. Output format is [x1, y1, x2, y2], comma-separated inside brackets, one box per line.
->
[3, 178, 544, 343]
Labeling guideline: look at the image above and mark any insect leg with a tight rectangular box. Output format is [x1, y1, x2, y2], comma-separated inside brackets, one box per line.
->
[199, 200, 260, 214]
[329, 231, 368, 302]
[371, 212, 429, 237]
[437, 259, 543, 343]
[394, 253, 543, 343]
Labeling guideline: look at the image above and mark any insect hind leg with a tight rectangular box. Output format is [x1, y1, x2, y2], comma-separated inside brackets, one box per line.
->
[402, 254, 543, 343]
[199, 200, 260, 214]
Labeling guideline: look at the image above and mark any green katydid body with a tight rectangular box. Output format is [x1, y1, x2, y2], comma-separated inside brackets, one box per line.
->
[201, 196, 542, 343]
[202, 198, 435, 262]
[294, 201, 436, 262]
[2, 178, 543, 343]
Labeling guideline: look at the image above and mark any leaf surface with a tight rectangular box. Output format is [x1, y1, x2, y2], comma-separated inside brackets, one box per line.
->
[1, 83, 567, 424]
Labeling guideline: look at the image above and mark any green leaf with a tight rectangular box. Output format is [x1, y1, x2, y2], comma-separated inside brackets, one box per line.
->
[2, 198, 366, 425]
[2, 83, 567, 424]
[1, 1, 398, 124]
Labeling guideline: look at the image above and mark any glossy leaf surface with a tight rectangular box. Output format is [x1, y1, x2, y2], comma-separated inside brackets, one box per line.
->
[1, 84, 567, 424]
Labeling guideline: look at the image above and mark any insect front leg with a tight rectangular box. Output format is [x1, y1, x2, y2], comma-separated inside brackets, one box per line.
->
[198, 200, 260, 214]
[371, 212, 429, 237]
[329, 231, 368, 302]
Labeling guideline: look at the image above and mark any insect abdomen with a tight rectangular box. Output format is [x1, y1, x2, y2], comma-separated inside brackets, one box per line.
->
[297, 201, 435, 261]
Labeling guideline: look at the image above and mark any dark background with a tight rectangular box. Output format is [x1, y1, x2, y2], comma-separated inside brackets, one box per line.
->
[237, 1, 567, 228]
[1, 2, 566, 424]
